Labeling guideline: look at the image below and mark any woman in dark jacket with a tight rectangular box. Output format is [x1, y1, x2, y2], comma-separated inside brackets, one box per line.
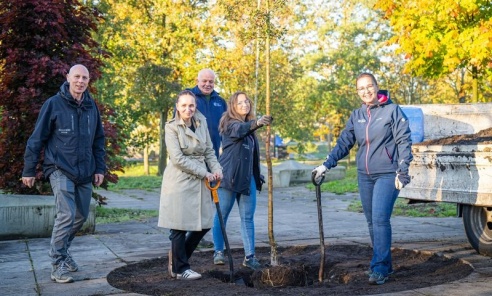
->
[212, 91, 272, 270]
[313, 73, 413, 285]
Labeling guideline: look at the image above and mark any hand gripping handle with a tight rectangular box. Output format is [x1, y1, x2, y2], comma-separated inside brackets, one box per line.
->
[205, 179, 221, 203]
[311, 171, 325, 186]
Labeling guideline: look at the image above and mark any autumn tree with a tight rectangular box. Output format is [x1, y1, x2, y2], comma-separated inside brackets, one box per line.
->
[375, 0, 492, 102]
[93, 0, 211, 175]
[209, 0, 294, 266]
[0, 0, 123, 194]
[289, 0, 388, 143]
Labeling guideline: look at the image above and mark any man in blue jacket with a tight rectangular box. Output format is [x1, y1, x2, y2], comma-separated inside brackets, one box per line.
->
[22, 64, 106, 284]
[186, 69, 227, 248]
[188, 69, 227, 158]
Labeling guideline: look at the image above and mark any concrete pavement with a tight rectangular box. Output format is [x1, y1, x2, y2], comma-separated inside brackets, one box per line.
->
[1, 185, 492, 295]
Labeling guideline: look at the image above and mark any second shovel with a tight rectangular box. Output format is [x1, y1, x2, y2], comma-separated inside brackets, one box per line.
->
[311, 172, 326, 283]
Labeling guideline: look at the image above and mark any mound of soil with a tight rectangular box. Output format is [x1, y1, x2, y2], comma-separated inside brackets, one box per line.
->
[418, 127, 492, 145]
[107, 244, 473, 296]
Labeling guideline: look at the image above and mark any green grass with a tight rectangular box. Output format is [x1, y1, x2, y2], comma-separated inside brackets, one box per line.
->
[110, 161, 455, 218]
[108, 162, 161, 190]
[120, 162, 159, 176]
[99, 162, 161, 222]
[108, 175, 161, 190]
[306, 164, 455, 218]
[306, 165, 359, 194]
[347, 198, 457, 218]
[96, 207, 159, 224]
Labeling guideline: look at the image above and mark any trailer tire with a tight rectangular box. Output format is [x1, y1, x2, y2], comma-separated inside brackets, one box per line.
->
[462, 205, 492, 257]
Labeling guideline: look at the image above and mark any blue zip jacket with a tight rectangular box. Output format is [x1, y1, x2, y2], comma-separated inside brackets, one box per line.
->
[188, 86, 227, 158]
[323, 98, 413, 174]
[219, 119, 263, 195]
[23, 82, 106, 184]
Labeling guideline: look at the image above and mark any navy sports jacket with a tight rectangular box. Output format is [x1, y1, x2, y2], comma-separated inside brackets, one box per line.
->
[323, 98, 413, 174]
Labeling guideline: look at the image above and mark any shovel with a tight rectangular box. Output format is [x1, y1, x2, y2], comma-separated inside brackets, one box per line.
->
[205, 180, 244, 285]
[311, 172, 326, 283]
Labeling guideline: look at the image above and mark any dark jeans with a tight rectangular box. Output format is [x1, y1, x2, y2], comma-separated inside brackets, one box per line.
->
[358, 172, 399, 276]
[169, 228, 209, 273]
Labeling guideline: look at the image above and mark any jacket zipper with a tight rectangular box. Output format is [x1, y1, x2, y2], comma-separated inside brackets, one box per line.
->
[365, 108, 371, 174]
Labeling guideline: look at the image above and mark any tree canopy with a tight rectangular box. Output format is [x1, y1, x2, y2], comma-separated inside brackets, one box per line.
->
[375, 0, 492, 101]
[3, 0, 492, 185]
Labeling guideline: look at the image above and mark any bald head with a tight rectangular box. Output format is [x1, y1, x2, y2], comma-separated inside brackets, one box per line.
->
[69, 64, 89, 76]
[66, 64, 90, 101]
[196, 69, 216, 95]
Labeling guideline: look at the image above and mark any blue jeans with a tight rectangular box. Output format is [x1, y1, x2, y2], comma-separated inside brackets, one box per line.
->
[358, 172, 399, 276]
[49, 170, 93, 265]
[213, 178, 257, 257]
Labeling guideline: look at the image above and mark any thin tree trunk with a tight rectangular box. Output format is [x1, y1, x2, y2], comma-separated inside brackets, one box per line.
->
[472, 66, 478, 102]
[265, 0, 278, 267]
[253, 0, 260, 115]
[143, 144, 150, 175]
[158, 111, 168, 176]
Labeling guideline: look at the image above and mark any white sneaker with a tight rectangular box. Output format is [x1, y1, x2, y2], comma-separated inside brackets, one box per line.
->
[177, 269, 202, 280]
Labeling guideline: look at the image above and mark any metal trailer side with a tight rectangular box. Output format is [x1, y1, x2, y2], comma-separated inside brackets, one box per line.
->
[399, 103, 492, 256]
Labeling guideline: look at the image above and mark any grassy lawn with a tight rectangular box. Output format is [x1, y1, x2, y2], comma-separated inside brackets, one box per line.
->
[307, 164, 456, 218]
[96, 162, 160, 223]
[106, 160, 455, 219]
[305, 163, 359, 194]
[96, 207, 158, 224]
[108, 175, 161, 190]
[107, 162, 161, 190]
[347, 198, 457, 218]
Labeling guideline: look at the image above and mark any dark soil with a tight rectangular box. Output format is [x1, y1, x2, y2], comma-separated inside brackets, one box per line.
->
[418, 127, 492, 145]
[107, 244, 473, 296]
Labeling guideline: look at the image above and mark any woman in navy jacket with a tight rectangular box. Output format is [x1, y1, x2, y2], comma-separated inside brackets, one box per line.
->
[313, 73, 413, 285]
[212, 91, 272, 270]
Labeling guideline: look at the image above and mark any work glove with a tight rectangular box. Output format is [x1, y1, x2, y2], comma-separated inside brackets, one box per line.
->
[257, 115, 273, 127]
[395, 172, 411, 190]
[312, 165, 328, 184]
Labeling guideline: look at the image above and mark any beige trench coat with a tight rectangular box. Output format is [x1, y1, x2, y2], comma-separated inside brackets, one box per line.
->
[158, 111, 222, 231]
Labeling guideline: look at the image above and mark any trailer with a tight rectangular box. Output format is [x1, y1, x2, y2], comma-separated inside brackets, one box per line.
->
[400, 103, 492, 257]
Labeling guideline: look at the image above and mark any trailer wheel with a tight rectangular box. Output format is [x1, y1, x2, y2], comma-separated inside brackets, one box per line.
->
[462, 205, 492, 257]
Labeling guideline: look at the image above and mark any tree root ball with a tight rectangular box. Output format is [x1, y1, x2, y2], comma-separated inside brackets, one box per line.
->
[251, 265, 308, 288]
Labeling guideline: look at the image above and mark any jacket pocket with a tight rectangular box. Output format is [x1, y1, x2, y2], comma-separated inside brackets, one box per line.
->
[384, 145, 395, 163]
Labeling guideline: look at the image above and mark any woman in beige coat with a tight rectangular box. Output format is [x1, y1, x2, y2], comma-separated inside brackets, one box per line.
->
[158, 90, 222, 280]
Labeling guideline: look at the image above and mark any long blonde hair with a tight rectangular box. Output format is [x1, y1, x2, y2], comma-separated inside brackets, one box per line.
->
[218, 91, 255, 134]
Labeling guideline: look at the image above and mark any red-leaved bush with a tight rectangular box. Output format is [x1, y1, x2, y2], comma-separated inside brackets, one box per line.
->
[0, 0, 123, 195]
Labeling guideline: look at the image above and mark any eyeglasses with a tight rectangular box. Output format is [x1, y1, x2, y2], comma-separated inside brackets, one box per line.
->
[237, 100, 251, 106]
[356, 85, 375, 94]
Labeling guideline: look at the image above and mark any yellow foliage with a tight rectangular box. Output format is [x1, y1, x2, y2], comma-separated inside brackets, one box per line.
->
[375, 0, 492, 103]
